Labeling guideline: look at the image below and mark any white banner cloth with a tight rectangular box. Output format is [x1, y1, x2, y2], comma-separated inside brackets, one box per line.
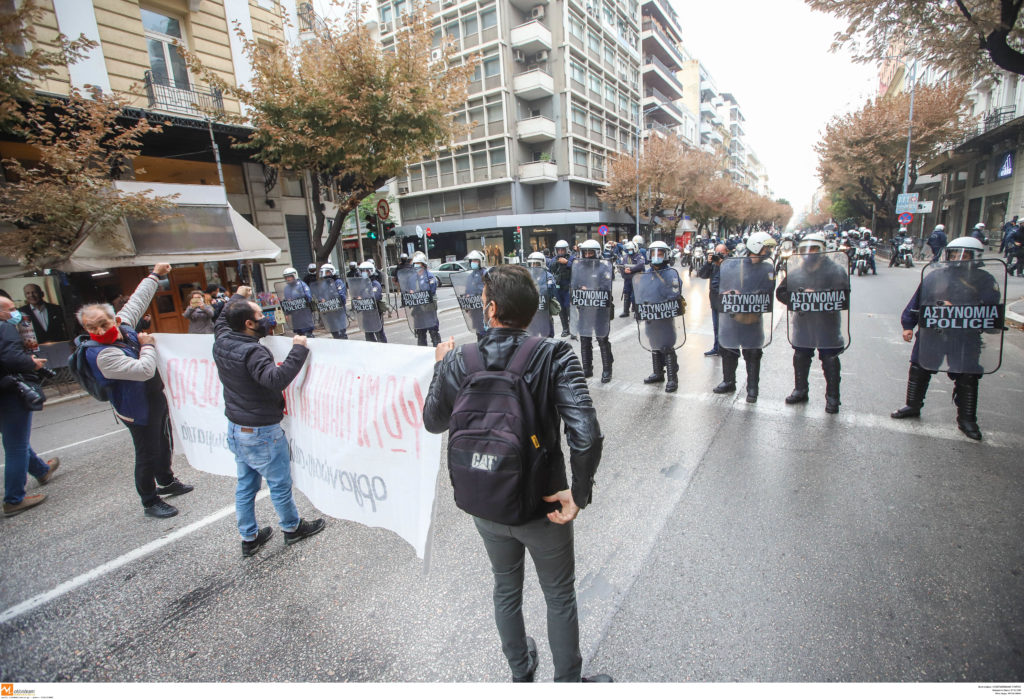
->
[153, 334, 441, 558]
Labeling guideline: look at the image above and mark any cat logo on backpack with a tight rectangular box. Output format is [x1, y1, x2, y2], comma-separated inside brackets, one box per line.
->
[471, 452, 499, 471]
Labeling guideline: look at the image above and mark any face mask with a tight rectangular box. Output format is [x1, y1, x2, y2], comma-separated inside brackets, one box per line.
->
[361, 271, 369, 279]
[651, 254, 665, 265]
[5, 309, 22, 325]
[470, 261, 480, 270]
[254, 316, 272, 338]
[90, 325, 120, 344]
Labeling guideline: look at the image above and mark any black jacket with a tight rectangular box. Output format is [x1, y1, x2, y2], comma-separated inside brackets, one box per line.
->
[423, 328, 603, 514]
[213, 294, 309, 426]
[0, 322, 37, 378]
[698, 260, 722, 310]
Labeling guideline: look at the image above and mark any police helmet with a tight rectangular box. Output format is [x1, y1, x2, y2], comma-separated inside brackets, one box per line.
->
[318, 263, 336, 278]
[554, 239, 569, 252]
[945, 236, 984, 261]
[283, 267, 298, 279]
[358, 260, 376, 271]
[746, 231, 777, 256]
[465, 250, 486, 262]
[624, 241, 637, 253]
[400, 252, 410, 260]
[934, 224, 945, 231]
[307, 263, 318, 273]
[974, 222, 986, 230]
[527, 251, 546, 267]
[899, 227, 908, 234]
[579, 239, 601, 258]
[412, 251, 429, 266]
[348, 261, 358, 268]
[734, 243, 748, 256]
[632, 235, 644, 247]
[797, 232, 827, 254]
[648, 240, 670, 264]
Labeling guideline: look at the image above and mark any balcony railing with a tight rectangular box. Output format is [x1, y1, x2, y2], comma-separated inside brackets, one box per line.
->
[644, 54, 683, 96]
[297, 2, 329, 35]
[955, 106, 1018, 150]
[641, 20, 685, 69]
[144, 71, 223, 117]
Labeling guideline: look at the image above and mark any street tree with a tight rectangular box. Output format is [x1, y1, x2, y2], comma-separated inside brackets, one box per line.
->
[186, 4, 474, 264]
[0, 0, 94, 126]
[806, 0, 1024, 80]
[815, 81, 971, 236]
[0, 88, 174, 270]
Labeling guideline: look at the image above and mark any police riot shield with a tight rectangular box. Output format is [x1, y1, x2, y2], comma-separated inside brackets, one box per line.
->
[917, 258, 1006, 374]
[569, 257, 613, 338]
[451, 269, 486, 335]
[347, 277, 382, 334]
[397, 267, 439, 332]
[719, 257, 776, 350]
[632, 267, 686, 351]
[527, 266, 554, 338]
[310, 279, 348, 333]
[783, 251, 851, 350]
[274, 280, 315, 332]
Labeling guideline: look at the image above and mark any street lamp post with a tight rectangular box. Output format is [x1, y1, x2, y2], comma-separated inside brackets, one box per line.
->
[902, 59, 917, 195]
[636, 105, 663, 242]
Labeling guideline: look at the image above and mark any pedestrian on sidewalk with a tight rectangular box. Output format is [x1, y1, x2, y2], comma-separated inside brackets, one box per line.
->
[423, 265, 611, 683]
[76, 263, 194, 519]
[0, 296, 58, 516]
[213, 286, 325, 557]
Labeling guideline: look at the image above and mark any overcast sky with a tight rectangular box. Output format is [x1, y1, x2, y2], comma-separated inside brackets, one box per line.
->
[677, 0, 879, 216]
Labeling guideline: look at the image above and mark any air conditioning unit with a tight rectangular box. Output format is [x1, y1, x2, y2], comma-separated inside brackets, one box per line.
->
[431, 48, 443, 62]
[399, 187, 409, 195]
[531, 5, 545, 19]
[535, 49, 549, 62]
[513, 48, 526, 63]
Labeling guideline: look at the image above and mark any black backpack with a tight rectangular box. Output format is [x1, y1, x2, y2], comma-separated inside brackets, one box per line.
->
[447, 336, 547, 525]
[67, 336, 112, 402]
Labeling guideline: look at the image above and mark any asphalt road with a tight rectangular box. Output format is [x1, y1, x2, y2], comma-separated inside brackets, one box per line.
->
[1, 262, 1022, 683]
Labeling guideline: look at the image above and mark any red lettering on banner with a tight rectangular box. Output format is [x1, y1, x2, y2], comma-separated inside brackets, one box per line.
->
[382, 376, 402, 441]
[165, 357, 221, 410]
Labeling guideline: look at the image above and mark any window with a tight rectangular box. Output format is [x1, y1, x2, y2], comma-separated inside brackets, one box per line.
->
[589, 74, 602, 94]
[569, 15, 584, 39]
[486, 102, 503, 122]
[604, 45, 615, 65]
[481, 7, 497, 29]
[590, 115, 602, 133]
[574, 148, 588, 166]
[490, 147, 506, 165]
[142, 8, 190, 89]
[974, 160, 987, 186]
[588, 32, 601, 53]
[394, 0, 407, 16]
[445, 21, 460, 38]
[572, 107, 587, 126]
[462, 16, 478, 36]
[570, 61, 586, 85]
[282, 172, 304, 197]
[605, 83, 615, 102]
[483, 56, 500, 77]
[380, 6, 393, 24]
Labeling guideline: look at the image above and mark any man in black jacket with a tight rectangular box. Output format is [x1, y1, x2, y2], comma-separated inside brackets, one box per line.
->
[423, 265, 610, 683]
[697, 244, 729, 356]
[20, 284, 68, 343]
[213, 286, 326, 557]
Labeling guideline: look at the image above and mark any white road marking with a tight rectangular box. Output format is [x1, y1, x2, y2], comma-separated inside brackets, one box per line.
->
[0, 490, 269, 626]
[36, 428, 129, 457]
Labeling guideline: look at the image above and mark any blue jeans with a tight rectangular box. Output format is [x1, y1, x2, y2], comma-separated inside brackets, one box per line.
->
[1, 392, 50, 504]
[227, 422, 300, 540]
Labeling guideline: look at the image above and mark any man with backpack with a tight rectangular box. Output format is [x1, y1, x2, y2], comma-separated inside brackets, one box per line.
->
[422, 265, 611, 683]
[72, 263, 194, 519]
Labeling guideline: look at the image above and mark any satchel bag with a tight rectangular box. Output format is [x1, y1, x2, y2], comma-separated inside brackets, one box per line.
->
[0, 373, 45, 411]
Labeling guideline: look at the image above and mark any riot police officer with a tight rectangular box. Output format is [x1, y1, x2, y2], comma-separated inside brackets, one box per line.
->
[526, 251, 557, 338]
[777, 232, 849, 413]
[354, 260, 387, 343]
[404, 251, 442, 347]
[619, 241, 646, 317]
[548, 239, 574, 337]
[303, 262, 318, 285]
[280, 267, 315, 337]
[459, 250, 488, 341]
[317, 263, 348, 339]
[573, 240, 614, 382]
[713, 232, 776, 402]
[640, 241, 684, 392]
[890, 237, 1003, 440]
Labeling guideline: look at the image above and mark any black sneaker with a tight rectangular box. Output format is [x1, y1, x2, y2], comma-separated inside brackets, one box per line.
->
[560, 330, 570, 337]
[144, 498, 178, 519]
[283, 518, 326, 545]
[241, 526, 274, 557]
[156, 479, 194, 497]
[512, 636, 538, 683]
[582, 674, 614, 682]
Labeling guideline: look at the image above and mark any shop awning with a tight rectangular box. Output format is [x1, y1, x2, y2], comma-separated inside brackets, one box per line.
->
[0, 183, 280, 278]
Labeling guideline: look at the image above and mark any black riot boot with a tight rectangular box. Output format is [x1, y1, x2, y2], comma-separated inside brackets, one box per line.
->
[644, 351, 666, 384]
[744, 350, 762, 403]
[822, 354, 841, 414]
[664, 349, 679, 393]
[713, 350, 738, 394]
[580, 337, 594, 378]
[953, 374, 982, 440]
[891, 364, 932, 418]
[785, 351, 812, 404]
[598, 337, 613, 383]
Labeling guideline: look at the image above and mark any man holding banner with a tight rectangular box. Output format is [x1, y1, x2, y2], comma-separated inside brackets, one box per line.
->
[213, 288, 326, 557]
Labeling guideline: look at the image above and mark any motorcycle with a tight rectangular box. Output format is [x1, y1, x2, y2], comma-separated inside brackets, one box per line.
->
[897, 237, 915, 268]
[855, 241, 872, 276]
[689, 245, 704, 275]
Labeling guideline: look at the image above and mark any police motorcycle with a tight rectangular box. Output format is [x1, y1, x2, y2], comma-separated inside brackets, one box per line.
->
[775, 234, 796, 273]
[896, 236, 915, 267]
[854, 240, 873, 276]
[689, 240, 705, 276]
[890, 236, 1006, 440]
[635, 241, 686, 393]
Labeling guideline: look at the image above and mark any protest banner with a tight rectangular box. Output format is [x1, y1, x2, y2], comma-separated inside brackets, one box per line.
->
[154, 334, 442, 558]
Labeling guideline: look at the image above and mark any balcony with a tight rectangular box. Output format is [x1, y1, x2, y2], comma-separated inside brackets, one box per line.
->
[643, 88, 683, 126]
[643, 54, 683, 99]
[510, 20, 552, 54]
[513, 67, 554, 100]
[641, 20, 684, 71]
[519, 160, 558, 183]
[297, 2, 329, 37]
[518, 115, 557, 142]
[144, 71, 223, 117]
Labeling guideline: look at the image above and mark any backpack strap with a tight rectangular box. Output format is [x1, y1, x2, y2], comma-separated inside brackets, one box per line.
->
[461, 342, 485, 375]
[505, 336, 544, 378]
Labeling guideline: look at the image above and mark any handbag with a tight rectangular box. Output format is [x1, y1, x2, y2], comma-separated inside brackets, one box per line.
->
[0, 373, 45, 411]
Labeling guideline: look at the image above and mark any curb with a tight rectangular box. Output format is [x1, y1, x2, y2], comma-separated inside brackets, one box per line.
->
[45, 390, 88, 405]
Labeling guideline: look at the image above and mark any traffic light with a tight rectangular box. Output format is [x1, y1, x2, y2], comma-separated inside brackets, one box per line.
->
[383, 220, 396, 239]
[426, 229, 435, 251]
[512, 229, 522, 247]
[365, 212, 378, 240]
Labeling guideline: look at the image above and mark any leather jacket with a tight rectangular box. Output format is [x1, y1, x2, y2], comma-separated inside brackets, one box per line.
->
[423, 327, 603, 513]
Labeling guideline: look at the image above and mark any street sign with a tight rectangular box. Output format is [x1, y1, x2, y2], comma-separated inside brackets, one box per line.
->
[898, 212, 914, 225]
[916, 201, 934, 213]
[376, 199, 390, 219]
[896, 193, 919, 214]
[598, 224, 609, 236]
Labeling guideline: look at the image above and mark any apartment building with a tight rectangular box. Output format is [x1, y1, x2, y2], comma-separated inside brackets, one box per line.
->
[640, 0, 693, 142]
[0, 0, 328, 332]
[385, 0, 644, 259]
